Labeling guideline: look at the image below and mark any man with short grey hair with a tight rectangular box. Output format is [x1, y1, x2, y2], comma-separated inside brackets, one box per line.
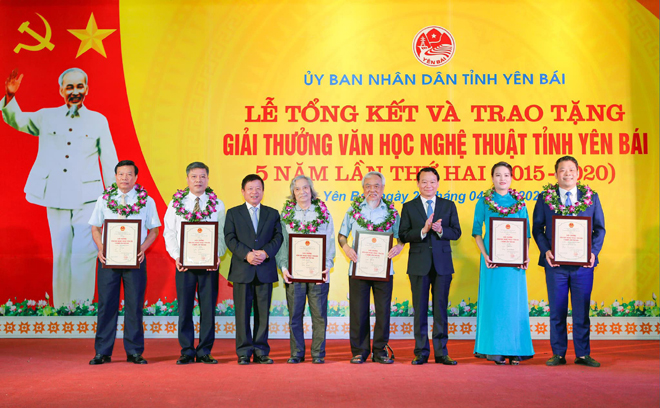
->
[338, 171, 404, 364]
[2, 68, 118, 307]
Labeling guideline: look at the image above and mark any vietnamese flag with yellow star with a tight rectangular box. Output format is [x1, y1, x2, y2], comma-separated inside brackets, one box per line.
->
[0, 0, 194, 306]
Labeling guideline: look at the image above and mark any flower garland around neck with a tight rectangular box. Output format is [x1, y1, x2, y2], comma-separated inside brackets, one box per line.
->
[281, 198, 329, 233]
[103, 183, 148, 216]
[541, 182, 595, 216]
[349, 195, 398, 232]
[172, 187, 218, 221]
[483, 188, 526, 216]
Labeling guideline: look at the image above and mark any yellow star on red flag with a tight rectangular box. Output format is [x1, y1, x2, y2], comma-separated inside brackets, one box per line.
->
[67, 13, 116, 58]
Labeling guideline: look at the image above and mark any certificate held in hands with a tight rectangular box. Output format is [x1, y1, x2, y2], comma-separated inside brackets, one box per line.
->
[288, 234, 326, 283]
[552, 216, 592, 266]
[180, 221, 219, 269]
[103, 219, 142, 269]
[489, 217, 527, 267]
[351, 231, 393, 282]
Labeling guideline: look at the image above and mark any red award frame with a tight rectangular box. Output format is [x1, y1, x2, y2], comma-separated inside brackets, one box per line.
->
[103, 219, 142, 269]
[551, 216, 592, 266]
[288, 233, 327, 283]
[180, 221, 219, 269]
[489, 217, 528, 267]
[351, 231, 393, 282]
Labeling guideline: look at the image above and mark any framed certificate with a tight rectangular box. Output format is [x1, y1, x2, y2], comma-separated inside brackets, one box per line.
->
[103, 219, 142, 269]
[180, 221, 219, 269]
[552, 216, 592, 266]
[288, 233, 326, 283]
[489, 217, 528, 267]
[351, 231, 393, 282]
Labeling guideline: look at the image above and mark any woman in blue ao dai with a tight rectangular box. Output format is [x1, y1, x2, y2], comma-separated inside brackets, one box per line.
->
[472, 162, 534, 365]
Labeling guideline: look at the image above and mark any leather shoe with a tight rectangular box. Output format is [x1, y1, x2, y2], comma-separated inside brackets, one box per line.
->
[372, 354, 394, 364]
[312, 357, 325, 364]
[411, 355, 428, 365]
[254, 355, 274, 364]
[435, 355, 457, 365]
[350, 355, 364, 364]
[237, 356, 250, 365]
[287, 356, 304, 364]
[127, 354, 147, 364]
[176, 355, 195, 365]
[546, 355, 567, 366]
[575, 355, 600, 367]
[89, 354, 111, 365]
[196, 354, 218, 364]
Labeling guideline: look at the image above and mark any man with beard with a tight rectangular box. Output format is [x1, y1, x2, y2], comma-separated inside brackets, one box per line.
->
[338, 171, 404, 364]
[1, 68, 118, 308]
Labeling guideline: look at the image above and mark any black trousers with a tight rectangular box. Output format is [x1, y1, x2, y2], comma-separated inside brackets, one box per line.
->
[175, 269, 219, 357]
[409, 265, 452, 358]
[349, 276, 394, 359]
[95, 259, 147, 356]
[233, 279, 273, 358]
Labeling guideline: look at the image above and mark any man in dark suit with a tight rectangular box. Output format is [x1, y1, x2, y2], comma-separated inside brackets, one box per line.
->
[225, 174, 283, 365]
[399, 167, 461, 365]
[532, 156, 605, 368]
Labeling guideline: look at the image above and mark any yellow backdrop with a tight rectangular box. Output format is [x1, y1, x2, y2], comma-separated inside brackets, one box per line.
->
[119, 0, 659, 307]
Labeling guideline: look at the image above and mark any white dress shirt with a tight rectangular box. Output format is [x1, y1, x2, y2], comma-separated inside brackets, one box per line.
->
[88, 188, 161, 244]
[245, 202, 261, 222]
[1, 97, 118, 209]
[558, 186, 579, 209]
[163, 191, 227, 260]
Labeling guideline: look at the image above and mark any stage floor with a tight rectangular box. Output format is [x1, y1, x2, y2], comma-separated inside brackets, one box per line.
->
[1, 339, 658, 407]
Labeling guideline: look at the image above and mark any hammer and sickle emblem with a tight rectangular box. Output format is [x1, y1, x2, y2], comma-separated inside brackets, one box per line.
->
[13, 13, 55, 53]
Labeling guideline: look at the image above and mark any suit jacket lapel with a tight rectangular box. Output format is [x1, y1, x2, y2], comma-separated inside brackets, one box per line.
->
[576, 189, 585, 216]
[414, 196, 427, 220]
[239, 205, 256, 238]
[434, 197, 443, 222]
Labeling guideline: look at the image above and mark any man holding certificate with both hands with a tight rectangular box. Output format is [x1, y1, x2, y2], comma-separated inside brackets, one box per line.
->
[338, 171, 404, 365]
[276, 175, 336, 364]
[532, 156, 606, 368]
[163, 162, 226, 365]
[88, 160, 160, 365]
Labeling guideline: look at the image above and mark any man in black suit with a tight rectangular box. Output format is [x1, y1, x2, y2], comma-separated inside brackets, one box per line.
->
[399, 167, 461, 365]
[225, 174, 283, 364]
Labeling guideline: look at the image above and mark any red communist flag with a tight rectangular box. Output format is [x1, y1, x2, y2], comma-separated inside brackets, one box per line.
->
[0, 0, 234, 308]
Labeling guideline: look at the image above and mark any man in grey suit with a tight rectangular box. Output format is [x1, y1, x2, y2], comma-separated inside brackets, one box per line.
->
[399, 167, 461, 365]
[2, 68, 118, 308]
[224, 174, 283, 365]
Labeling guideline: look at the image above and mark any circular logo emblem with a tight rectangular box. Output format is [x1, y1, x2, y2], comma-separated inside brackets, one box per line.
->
[569, 223, 574, 228]
[197, 228, 203, 233]
[412, 26, 456, 67]
[120, 226, 125, 231]
[305, 241, 310, 246]
[372, 238, 378, 243]
[505, 224, 511, 229]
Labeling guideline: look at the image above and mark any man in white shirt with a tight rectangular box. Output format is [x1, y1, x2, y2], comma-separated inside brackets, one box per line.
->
[88, 160, 160, 365]
[2, 68, 118, 308]
[163, 162, 226, 364]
